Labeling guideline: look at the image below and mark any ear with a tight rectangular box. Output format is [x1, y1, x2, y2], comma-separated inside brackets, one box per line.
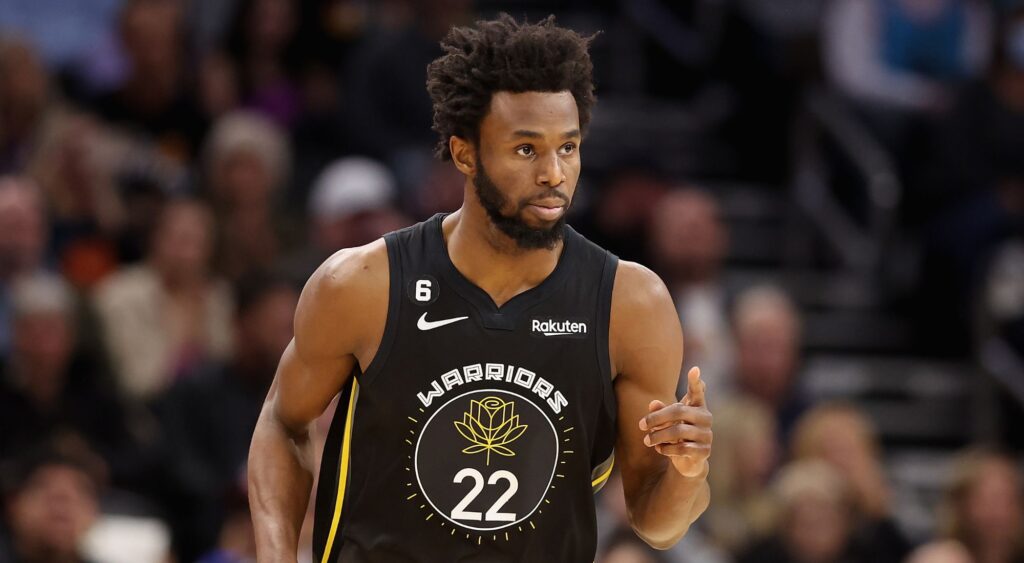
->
[450, 136, 476, 176]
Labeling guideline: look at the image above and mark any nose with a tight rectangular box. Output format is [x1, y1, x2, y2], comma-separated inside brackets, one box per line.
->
[536, 152, 565, 187]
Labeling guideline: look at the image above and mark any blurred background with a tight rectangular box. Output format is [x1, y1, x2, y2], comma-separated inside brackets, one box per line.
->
[0, 0, 1023, 561]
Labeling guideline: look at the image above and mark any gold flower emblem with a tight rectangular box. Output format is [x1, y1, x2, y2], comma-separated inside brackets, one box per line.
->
[454, 396, 529, 465]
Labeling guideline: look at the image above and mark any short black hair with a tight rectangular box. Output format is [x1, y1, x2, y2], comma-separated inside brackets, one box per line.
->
[426, 13, 597, 161]
[1, 434, 106, 499]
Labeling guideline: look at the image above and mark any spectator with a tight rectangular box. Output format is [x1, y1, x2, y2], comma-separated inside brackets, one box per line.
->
[705, 396, 778, 555]
[823, 0, 992, 115]
[918, 5, 1024, 354]
[0, 37, 52, 175]
[732, 285, 807, 441]
[0, 436, 105, 563]
[577, 167, 670, 263]
[284, 156, 410, 280]
[24, 111, 130, 288]
[738, 461, 869, 563]
[91, 0, 204, 162]
[202, 111, 292, 283]
[0, 177, 48, 360]
[0, 273, 140, 485]
[649, 188, 733, 396]
[154, 273, 297, 559]
[93, 199, 233, 401]
[223, 0, 304, 129]
[791, 403, 911, 563]
[938, 450, 1024, 563]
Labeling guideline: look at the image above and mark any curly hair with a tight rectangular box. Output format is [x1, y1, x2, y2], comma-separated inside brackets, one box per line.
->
[426, 13, 597, 161]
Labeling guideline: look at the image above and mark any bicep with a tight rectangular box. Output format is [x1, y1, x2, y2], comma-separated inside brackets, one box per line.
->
[268, 244, 387, 432]
[609, 263, 684, 507]
[271, 339, 357, 432]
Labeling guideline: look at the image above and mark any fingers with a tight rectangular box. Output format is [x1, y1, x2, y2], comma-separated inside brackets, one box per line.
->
[655, 442, 711, 458]
[639, 403, 712, 432]
[683, 367, 706, 407]
[643, 421, 712, 447]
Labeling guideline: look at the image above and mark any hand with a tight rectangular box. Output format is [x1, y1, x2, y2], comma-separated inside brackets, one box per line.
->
[638, 367, 712, 478]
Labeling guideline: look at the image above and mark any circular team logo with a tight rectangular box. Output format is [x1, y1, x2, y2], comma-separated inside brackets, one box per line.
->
[413, 390, 559, 532]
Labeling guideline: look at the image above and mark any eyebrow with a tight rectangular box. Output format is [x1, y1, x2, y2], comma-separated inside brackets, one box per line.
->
[511, 129, 581, 140]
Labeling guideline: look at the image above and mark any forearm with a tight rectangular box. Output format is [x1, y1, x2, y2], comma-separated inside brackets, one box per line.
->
[248, 406, 316, 562]
[628, 460, 710, 549]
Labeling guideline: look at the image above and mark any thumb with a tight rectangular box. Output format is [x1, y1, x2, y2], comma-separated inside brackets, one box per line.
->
[683, 367, 706, 407]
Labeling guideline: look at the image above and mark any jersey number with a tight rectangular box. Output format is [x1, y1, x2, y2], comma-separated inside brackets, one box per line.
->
[415, 279, 432, 302]
[451, 468, 518, 522]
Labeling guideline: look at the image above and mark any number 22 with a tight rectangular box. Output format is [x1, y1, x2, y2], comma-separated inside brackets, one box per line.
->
[451, 468, 518, 522]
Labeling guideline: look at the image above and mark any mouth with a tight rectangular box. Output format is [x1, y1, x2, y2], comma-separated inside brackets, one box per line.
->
[525, 202, 566, 221]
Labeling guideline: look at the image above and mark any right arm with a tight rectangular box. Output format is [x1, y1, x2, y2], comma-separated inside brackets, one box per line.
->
[248, 240, 389, 561]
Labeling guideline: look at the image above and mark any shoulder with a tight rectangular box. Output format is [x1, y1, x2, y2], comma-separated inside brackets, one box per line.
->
[293, 238, 390, 359]
[611, 260, 675, 318]
[609, 260, 682, 376]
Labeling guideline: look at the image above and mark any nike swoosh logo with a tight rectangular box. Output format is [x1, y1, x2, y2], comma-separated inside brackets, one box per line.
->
[417, 312, 469, 331]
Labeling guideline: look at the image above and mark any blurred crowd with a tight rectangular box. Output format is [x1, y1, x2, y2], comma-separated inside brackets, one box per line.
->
[0, 0, 1022, 562]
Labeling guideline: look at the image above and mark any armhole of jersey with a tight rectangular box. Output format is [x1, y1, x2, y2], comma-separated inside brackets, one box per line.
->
[595, 252, 618, 385]
[358, 234, 403, 388]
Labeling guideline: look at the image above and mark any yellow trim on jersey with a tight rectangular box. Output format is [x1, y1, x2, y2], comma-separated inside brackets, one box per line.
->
[320, 379, 360, 563]
[591, 456, 614, 489]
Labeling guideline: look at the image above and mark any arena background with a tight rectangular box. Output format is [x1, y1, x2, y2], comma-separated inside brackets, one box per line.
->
[1, 0, 1023, 562]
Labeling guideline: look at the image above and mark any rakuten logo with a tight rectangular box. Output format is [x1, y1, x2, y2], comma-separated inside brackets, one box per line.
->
[531, 318, 588, 337]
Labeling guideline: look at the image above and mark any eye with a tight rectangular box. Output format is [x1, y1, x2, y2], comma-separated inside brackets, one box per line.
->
[559, 143, 577, 155]
[516, 145, 534, 157]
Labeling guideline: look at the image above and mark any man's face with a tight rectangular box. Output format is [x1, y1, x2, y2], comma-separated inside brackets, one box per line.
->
[471, 91, 581, 250]
[6, 465, 98, 558]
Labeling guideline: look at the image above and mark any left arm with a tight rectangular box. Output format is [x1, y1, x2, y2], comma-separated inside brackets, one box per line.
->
[609, 261, 712, 549]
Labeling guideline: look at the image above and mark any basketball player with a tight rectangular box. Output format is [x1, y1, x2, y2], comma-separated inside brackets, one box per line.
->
[249, 15, 712, 562]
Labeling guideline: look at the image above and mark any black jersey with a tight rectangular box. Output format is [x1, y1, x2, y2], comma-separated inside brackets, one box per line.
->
[313, 213, 619, 563]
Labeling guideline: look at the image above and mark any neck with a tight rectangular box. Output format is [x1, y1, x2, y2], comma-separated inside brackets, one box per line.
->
[443, 206, 563, 308]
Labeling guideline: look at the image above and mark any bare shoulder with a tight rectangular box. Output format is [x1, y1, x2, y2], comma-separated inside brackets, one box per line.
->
[611, 260, 674, 316]
[609, 260, 682, 379]
[294, 238, 390, 365]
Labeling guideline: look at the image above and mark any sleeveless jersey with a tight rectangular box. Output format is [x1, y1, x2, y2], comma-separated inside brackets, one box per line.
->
[313, 213, 619, 563]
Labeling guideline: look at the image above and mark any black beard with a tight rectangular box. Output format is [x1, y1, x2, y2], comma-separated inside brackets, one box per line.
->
[473, 160, 567, 251]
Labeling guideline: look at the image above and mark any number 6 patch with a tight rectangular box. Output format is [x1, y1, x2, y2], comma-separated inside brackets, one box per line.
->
[408, 276, 440, 305]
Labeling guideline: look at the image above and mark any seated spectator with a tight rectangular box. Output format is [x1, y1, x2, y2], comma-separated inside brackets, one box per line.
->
[93, 199, 233, 401]
[732, 285, 807, 441]
[791, 403, 911, 563]
[738, 461, 871, 563]
[0, 436, 105, 563]
[0, 36, 52, 175]
[938, 450, 1024, 563]
[24, 111, 127, 287]
[706, 396, 778, 554]
[154, 273, 297, 559]
[91, 0, 204, 162]
[222, 0, 303, 129]
[0, 176, 48, 361]
[0, 272, 139, 485]
[202, 111, 292, 283]
[284, 156, 410, 280]
[649, 188, 733, 396]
